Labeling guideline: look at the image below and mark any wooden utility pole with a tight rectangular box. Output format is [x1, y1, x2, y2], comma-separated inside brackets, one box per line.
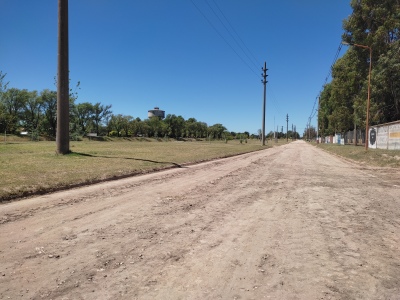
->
[354, 123, 357, 146]
[261, 62, 268, 146]
[56, 0, 70, 154]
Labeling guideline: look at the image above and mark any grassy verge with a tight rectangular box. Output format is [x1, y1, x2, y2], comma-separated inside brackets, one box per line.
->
[0, 138, 275, 201]
[316, 143, 400, 168]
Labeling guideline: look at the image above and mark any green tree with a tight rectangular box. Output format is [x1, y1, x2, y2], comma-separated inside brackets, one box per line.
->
[146, 116, 166, 138]
[164, 114, 185, 138]
[341, 0, 400, 126]
[319, 0, 399, 135]
[72, 102, 94, 135]
[40, 90, 58, 137]
[129, 117, 143, 136]
[185, 117, 197, 138]
[331, 49, 366, 132]
[303, 126, 317, 140]
[196, 121, 208, 138]
[121, 115, 133, 137]
[22, 91, 43, 136]
[208, 123, 227, 139]
[92, 102, 112, 135]
[108, 114, 131, 137]
[0, 71, 10, 133]
[370, 40, 400, 123]
[343, 0, 399, 55]
[318, 83, 332, 136]
[0, 71, 8, 99]
[1, 88, 28, 133]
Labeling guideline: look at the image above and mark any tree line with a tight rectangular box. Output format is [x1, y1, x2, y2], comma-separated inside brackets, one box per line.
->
[0, 74, 253, 141]
[318, 0, 399, 137]
[265, 130, 301, 140]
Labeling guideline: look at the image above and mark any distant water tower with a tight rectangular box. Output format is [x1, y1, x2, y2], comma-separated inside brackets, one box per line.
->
[148, 107, 165, 119]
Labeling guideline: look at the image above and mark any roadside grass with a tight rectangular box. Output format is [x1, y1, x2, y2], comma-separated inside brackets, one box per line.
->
[316, 143, 400, 168]
[0, 137, 275, 201]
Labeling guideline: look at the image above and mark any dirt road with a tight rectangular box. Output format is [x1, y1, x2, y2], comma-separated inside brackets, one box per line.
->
[1, 141, 399, 300]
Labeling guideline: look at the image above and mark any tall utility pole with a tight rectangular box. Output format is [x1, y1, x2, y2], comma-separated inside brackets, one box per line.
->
[291, 124, 293, 140]
[57, 0, 70, 154]
[261, 62, 268, 146]
[286, 114, 289, 142]
[317, 97, 320, 143]
[273, 116, 275, 139]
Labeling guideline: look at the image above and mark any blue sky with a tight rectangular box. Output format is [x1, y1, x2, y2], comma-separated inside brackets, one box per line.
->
[0, 1, 352, 135]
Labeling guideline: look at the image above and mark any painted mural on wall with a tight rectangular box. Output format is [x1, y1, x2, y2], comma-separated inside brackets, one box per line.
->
[388, 123, 400, 150]
[369, 121, 400, 150]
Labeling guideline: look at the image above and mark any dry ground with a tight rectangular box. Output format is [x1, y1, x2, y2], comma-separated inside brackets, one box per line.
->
[1, 140, 399, 299]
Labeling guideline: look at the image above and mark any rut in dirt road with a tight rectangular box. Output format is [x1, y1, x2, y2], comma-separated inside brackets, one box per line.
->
[1, 140, 399, 300]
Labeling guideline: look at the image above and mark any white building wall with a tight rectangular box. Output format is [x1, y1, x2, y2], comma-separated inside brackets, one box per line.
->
[388, 123, 400, 150]
[369, 121, 400, 150]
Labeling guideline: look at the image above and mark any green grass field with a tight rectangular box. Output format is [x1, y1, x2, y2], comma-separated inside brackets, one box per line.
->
[0, 137, 271, 201]
[316, 142, 400, 168]
[4, 138, 396, 202]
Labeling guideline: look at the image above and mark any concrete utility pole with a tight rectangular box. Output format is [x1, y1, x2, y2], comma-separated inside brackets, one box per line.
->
[56, 0, 70, 154]
[317, 97, 320, 143]
[261, 62, 268, 146]
[292, 124, 293, 140]
[286, 114, 289, 142]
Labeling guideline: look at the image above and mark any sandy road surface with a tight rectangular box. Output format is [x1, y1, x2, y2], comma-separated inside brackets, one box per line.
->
[1, 141, 400, 300]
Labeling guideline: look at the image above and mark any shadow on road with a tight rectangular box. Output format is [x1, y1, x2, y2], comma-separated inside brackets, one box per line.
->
[71, 152, 184, 168]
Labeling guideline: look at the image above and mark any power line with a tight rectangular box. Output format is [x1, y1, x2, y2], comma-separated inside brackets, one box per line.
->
[307, 42, 344, 128]
[267, 86, 282, 115]
[190, 0, 260, 78]
[209, 0, 261, 70]
[325, 43, 343, 83]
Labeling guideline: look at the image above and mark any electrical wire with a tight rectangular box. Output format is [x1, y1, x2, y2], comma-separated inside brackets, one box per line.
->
[190, 0, 261, 78]
[191, 0, 286, 130]
[208, 0, 261, 71]
[267, 86, 282, 116]
[307, 42, 344, 129]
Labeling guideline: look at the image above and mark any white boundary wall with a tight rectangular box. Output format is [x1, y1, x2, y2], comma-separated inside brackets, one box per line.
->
[369, 120, 400, 150]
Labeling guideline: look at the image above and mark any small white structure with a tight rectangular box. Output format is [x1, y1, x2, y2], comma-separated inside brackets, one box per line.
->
[148, 107, 165, 119]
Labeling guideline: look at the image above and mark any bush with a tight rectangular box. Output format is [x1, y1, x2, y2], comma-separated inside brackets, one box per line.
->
[108, 131, 119, 137]
[70, 132, 83, 141]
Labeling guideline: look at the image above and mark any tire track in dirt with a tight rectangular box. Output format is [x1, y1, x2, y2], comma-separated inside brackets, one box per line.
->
[0, 141, 399, 299]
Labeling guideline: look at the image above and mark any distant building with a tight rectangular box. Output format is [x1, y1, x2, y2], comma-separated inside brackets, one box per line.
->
[148, 107, 165, 119]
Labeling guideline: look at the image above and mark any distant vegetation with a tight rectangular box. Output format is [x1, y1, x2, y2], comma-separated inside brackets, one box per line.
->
[0, 72, 256, 141]
[318, 1, 400, 137]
